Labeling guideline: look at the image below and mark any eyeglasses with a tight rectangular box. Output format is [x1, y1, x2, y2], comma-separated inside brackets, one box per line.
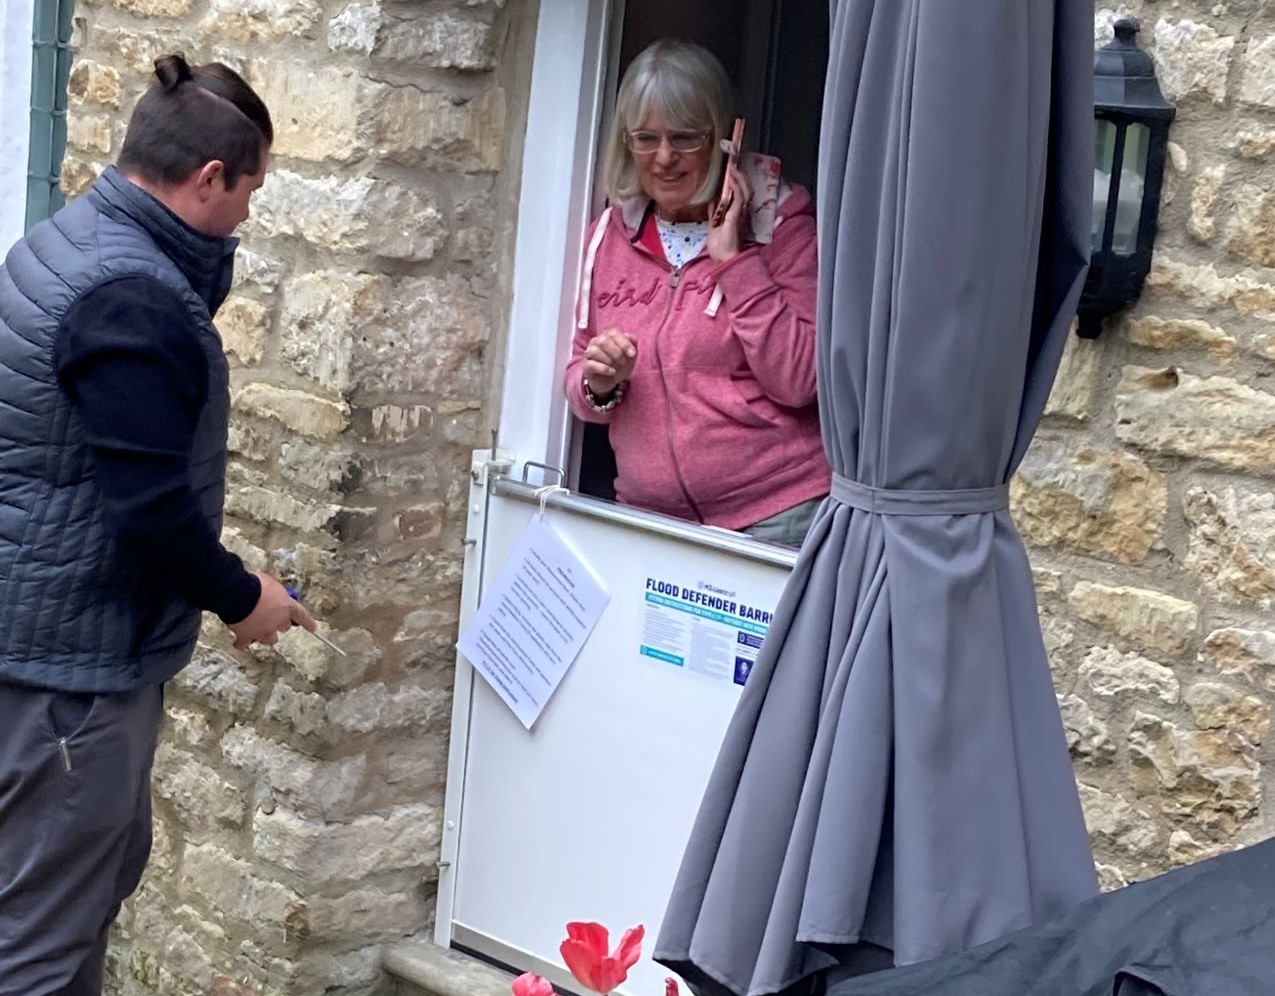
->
[625, 130, 709, 155]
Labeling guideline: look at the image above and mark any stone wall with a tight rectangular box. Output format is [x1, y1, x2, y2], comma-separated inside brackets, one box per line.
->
[61, 0, 533, 992]
[1014, 2, 1275, 890]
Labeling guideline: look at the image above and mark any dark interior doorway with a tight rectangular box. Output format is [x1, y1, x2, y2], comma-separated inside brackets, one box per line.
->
[576, 0, 830, 502]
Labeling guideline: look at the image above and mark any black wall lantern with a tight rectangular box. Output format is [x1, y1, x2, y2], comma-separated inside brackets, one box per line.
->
[1077, 18, 1176, 338]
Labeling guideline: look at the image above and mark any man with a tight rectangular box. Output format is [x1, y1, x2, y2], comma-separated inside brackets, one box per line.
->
[0, 54, 315, 994]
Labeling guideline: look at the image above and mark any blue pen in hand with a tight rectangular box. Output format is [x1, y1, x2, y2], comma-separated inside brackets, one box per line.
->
[285, 586, 348, 657]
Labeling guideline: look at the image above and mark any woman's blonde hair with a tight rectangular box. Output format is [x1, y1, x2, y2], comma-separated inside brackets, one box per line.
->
[603, 39, 734, 206]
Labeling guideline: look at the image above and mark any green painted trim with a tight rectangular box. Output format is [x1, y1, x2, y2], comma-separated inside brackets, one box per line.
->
[24, 0, 75, 228]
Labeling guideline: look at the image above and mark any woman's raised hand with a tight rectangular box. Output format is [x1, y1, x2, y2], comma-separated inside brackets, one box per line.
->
[708, 164, 752, 264]
[583, 329, 638, 397]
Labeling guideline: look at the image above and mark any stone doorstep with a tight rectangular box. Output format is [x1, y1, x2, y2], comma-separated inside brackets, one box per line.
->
[383, 941, 516, 996]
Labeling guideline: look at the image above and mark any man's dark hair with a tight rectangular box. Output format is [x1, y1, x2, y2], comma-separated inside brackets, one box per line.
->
[118, 53, 274, 189]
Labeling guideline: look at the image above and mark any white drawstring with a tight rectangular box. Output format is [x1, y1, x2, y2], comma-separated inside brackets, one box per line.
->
[705, 285, 725, 317]
[576, 206, 612, 331]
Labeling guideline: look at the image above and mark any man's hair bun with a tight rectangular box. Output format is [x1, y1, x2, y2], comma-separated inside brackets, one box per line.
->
[153, 53, 194, 93]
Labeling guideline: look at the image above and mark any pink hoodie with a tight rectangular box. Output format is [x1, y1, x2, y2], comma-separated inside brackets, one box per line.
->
[565, 183, 830, 530]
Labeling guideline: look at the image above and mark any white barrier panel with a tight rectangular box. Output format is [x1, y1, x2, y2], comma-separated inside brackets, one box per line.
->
[449, 481, 793, 996]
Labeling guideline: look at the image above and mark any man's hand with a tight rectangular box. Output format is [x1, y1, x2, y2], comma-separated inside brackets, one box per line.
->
[228, 572, 316, 649]
[583, 329, 638, 398]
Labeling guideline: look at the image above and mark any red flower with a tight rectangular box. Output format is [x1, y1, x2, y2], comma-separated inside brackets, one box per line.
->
[665, 979, 680, 996]
[512, 974, 554, 996]
[559, 922, 645, 993]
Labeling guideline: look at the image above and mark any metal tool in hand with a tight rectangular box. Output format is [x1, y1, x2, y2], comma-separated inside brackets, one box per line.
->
[284, 586, 348, 657]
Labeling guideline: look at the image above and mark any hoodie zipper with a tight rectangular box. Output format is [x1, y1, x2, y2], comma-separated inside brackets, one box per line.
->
[650, 262, 706, 524]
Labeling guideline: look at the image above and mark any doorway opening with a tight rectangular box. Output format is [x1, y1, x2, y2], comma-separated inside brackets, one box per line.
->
[574, 0, 829, 505]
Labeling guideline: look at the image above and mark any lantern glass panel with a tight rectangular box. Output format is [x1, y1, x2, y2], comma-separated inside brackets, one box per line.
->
[1093, 118, 1118, 250]
[1112, 121, 1150, 256]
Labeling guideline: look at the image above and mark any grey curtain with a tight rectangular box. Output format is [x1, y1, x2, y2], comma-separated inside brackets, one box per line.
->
[654, 3, 1099, 994]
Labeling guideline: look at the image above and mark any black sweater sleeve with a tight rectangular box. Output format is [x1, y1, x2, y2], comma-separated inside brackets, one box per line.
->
[55, 276, 261, 624]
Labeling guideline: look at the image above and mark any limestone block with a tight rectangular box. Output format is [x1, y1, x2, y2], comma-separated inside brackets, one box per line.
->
[250, 170, 445, 260]
[165, 705, 216, 750]
[67, 113, 113, 155]
[1043, 331, 1099, 422]
[1067, 582, 1198, 655]
[1032, 566, 1064, 598]
[263, 681, 329, 738]
[278, 439, 363, 494]
[1184, 487, 1275, 606]
[396, 503, 446, 540]
[227, 422, 276, 462]
[225, 483, 371, 539]
[288, 945, 385, 993]
[1077, 783, 1161, 858]
[370, 403, 433, 443]
[59, 157, 103, 198]
[278, 271, 375, 394]
[215, 295, 270, 365]
[68, 60, 121, 106]
[181, 844, 307, 935]
[1147, 255, 1275, 319]
[366, 733, 450, 813]
[220, 726, 366, 820]
[1097, 864, 1128, 892]
[1185, 681, 1270, 743]
[1011, 440, 1166, 564]
[1124, 316, 1235, 358]
[453, 193, 497, 262]
[148, 813, 178, 880]
[173, 647, 259, 716]
[394, 604, 462, 672]
[231, 247, 284, 295]
[358, 453, 450, 497]
[328, 2, 381, 53]
[112, 0, 193, 17]
[274, 625, 377, 688]
[152, 744, 246, 828]
[252, 804, 440, 883]
[1167, 141, 1188, 174]
[159, 924, 217, 992]
[1201, 627, 1275, 691]
[87, 26, 171, 76]
[307, 887, 429, 944]
[221, 525, 269, 571]
[1058, 693, 1117, 764]
[1040, 611, 1075, 661]
[1235, 127, 1275, 159]
[375, 9, 496, 70]
[280, 272, 490, 398]
[1079, 646, 1181, 704]
[327, 682, 450, 735]
[1152, 19, 1236, 105]
[1115, 366, 1275, 472]
[375, 86, 505, 172]
[232, 381, 349, 439]
[1225, 183, 1275, 268]
[201, 0, 322, 42]
[1168, 829, 1226, 867]
[246, 62, 371, 163]
[1188, 164, 1225, 241]
[1129, 712, 1261, 832]
[1240, 35, 1275, 108]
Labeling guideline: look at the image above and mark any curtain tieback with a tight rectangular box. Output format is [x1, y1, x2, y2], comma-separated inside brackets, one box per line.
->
[830, 473, 1010, 516]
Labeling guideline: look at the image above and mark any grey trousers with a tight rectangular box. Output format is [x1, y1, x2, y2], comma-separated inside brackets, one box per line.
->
[743, 496, 826, 548]
[0, 680, 162, 996]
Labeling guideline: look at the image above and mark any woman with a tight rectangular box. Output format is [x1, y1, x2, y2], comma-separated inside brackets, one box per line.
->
[564, 39, 829, 548]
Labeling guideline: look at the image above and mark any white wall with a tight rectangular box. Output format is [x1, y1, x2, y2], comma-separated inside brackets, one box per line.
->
[0, 0, 35, 254]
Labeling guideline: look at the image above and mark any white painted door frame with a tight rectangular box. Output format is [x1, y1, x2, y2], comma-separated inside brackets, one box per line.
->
[0, 0, 36, 252]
